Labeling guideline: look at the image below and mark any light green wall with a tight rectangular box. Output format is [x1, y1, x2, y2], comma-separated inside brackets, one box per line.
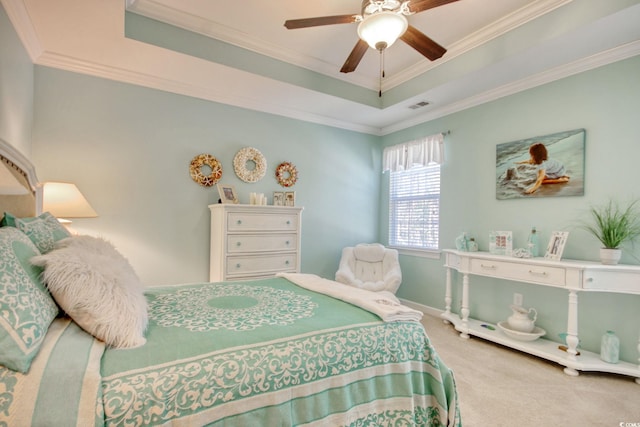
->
[0, 5, 34, 157]
[31, 67, 380, 286]
[383, 55, 640, 362]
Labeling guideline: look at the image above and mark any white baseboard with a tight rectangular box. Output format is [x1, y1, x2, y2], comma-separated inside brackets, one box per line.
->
[398, 298, 443, 318]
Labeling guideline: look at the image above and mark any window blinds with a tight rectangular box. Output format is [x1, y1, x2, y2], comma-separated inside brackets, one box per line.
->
[389, 164, 440, 249]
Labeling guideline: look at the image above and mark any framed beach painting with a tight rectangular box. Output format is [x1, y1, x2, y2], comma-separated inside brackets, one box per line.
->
[496, 129, 585, 200]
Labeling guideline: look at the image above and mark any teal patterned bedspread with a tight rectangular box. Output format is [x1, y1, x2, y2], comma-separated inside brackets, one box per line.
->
[1, 277, 461, 426]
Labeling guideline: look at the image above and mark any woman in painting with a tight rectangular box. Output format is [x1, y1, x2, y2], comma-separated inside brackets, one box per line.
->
[517, 142, 570, 194]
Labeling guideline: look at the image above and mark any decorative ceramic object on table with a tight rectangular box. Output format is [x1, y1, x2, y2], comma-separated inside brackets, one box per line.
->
[455, 232, 469, 251]
[600, 330, 620, 363]
[467, 238, 478, 252]
[507, 304, 537, 333]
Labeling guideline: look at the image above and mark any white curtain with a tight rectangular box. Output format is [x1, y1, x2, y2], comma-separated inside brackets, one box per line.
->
[382, 133, 444, 173]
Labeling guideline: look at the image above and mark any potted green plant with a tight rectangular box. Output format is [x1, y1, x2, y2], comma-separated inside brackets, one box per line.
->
[582, 199, 640, 264]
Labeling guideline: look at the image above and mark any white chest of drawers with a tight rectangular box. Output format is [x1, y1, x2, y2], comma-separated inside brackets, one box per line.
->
[209, 204, 303, 281]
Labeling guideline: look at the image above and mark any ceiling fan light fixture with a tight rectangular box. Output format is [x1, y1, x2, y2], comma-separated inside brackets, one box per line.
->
[357, 11, 408, 51]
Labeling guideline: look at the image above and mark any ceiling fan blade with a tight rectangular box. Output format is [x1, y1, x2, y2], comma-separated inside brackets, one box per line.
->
[284, 14, 358, 29]
[408, 0, 460, 14]
[340, 39, 369, 73]
[400, 25, 447, 61]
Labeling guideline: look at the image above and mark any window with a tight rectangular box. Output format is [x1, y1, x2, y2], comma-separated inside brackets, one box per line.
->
[383, 133, 444, 251]
[389, 164, 440, 250]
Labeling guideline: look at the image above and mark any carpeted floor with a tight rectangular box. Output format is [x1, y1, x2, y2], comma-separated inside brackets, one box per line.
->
[421, 314, 640, 426]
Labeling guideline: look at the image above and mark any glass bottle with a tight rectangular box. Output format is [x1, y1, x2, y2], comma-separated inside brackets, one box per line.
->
[527, 227, 539, 257]
[600, 330, 620, 364]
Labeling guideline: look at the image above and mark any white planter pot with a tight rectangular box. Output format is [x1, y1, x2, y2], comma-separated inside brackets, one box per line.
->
[600, 248, 622, 265]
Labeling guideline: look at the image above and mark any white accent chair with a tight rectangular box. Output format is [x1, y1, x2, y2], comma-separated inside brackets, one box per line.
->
[335, 243, 402, 294]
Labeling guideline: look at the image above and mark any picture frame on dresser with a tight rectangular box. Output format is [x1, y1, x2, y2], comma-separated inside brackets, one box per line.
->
[273, 192, 284, 206]
[285, 191, 296, 206]
[545, 231, 568, 260]
[217, 184, 239, 204]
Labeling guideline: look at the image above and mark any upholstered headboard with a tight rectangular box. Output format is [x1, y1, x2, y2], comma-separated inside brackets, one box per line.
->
[0, 139, 40, 217]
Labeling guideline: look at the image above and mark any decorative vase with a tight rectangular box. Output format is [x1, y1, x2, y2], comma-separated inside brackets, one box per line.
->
[455, 232, 469, 251]
[468, 238, 478, 252]
[599, 248, 622, 265]
[600, 330, 619, 364]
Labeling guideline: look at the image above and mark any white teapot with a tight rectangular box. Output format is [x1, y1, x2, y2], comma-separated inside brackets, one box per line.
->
[507, 304, 537, 333]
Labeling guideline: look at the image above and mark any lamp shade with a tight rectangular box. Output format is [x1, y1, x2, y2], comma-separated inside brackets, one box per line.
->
[357, 11, 408, 50]
[0, 161, 28, 195]
[42, 182, 97, 219]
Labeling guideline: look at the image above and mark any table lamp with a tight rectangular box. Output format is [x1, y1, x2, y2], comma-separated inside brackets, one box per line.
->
[41, 182, 97, 223]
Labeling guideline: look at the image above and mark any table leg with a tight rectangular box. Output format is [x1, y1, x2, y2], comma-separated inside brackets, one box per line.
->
[636, 332, 640, 385]
[442, 267, 452, 324]
[459, 273, 470, 339]
[563, 290, 580, 377]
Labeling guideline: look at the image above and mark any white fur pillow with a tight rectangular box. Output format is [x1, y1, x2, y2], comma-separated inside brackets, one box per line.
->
[31, 235, 148, 348]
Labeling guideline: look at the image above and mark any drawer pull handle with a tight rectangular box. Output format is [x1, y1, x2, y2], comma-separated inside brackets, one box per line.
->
[285, 241, 290, 245]
[528, 270, 547, 276]
[236, 242, 241, 246]
[285, 260, 290, 265]
[237, 220, 242, 225]
[236, 263, 241, 268]
[286, 220, 291, 225]
[480, 264, 496, 269]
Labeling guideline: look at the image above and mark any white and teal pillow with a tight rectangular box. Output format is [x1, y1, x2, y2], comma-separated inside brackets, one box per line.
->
[0, 227, 58, 372]
[32, 235, 148, 349]
[2, 212, 71, 254]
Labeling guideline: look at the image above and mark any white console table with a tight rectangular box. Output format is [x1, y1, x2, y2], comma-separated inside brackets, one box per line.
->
[442, 249, 640, 383]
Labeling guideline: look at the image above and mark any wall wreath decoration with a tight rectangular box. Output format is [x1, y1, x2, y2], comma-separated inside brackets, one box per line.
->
[189, 154, 223, 187]
[275, 161, 298, 187]
[233, 147, 267, 183]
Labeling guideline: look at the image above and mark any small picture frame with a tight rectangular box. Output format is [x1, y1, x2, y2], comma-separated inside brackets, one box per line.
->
[489, 231, 512, 256]
[217, 183, 239, 204]
[545, 231, 569, 260]
[285, 191, 296, 207]
[273, 191, 284, 206]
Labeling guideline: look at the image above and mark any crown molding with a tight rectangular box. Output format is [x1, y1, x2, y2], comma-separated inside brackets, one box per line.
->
[34, 39, 640, 137]
[1, 0, 43, 61]
[381, 40, 640, 135]
[34, 50, 383, 135]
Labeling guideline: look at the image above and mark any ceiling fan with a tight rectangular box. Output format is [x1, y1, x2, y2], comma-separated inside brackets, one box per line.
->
[284, 0, 460, 74]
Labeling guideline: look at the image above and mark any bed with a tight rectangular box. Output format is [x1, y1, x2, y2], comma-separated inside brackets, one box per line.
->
[0, 140, 460, 426]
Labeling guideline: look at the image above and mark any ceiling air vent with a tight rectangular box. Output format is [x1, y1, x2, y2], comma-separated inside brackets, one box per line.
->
[408, 101, 430, 110]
